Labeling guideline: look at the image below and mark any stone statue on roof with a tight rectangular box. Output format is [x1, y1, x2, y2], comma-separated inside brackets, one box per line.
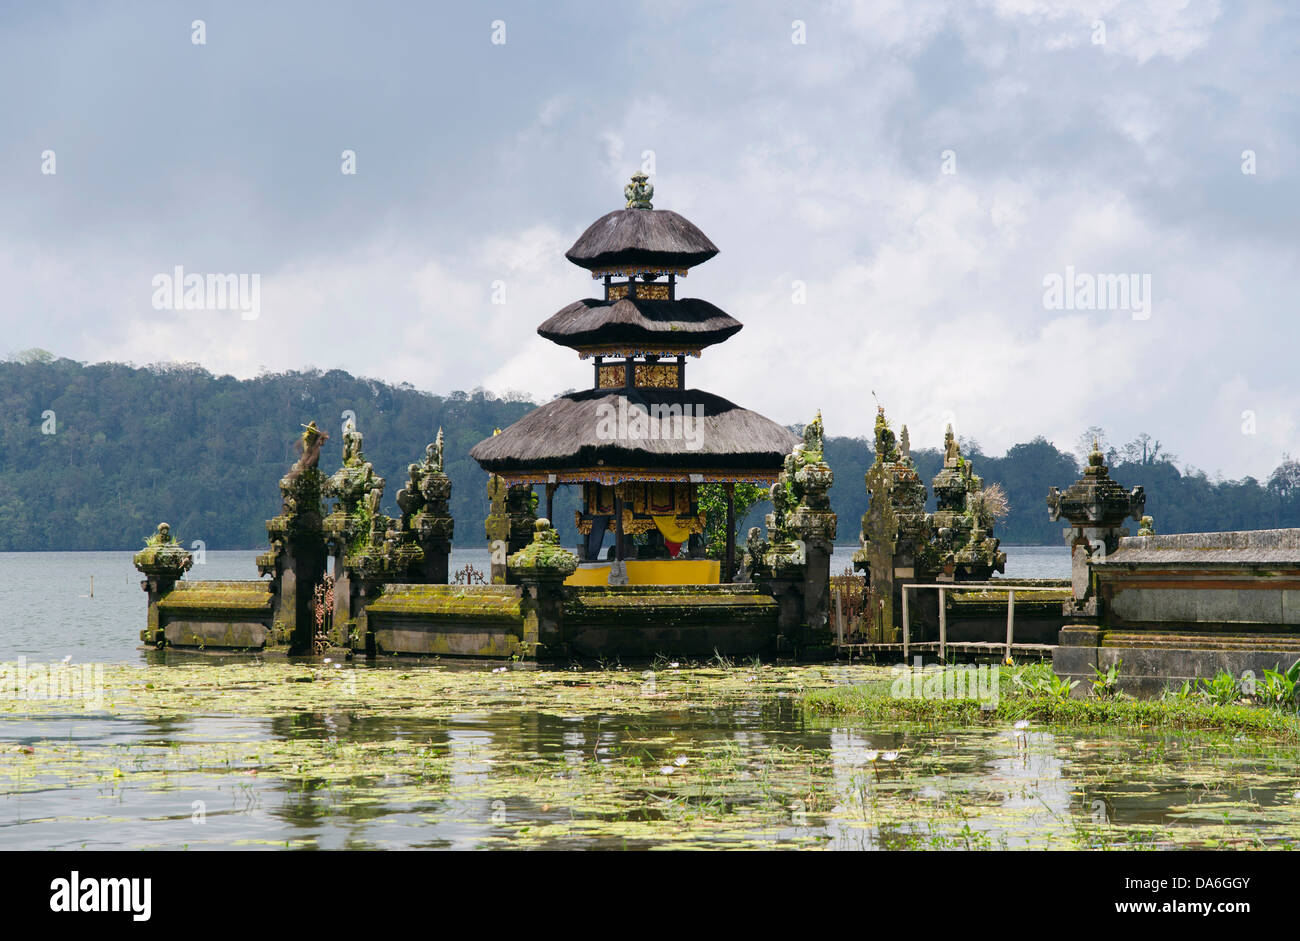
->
[624, 172, 654, 210]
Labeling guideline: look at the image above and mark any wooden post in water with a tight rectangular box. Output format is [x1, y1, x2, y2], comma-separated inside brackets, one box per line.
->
[901, 586, 910, 661]
[90, 576, 94, 598]
[1005, 589, 1016, 661]
[834, 590, 844, 647]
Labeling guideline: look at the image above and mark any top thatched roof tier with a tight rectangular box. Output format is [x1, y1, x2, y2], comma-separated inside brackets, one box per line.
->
[468, 388, 799, 476]
[565, 209, 719, 274]
[537, 297, 742, 351]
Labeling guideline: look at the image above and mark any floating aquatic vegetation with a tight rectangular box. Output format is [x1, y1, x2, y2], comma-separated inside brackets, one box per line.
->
[1, 660, 1298, 849]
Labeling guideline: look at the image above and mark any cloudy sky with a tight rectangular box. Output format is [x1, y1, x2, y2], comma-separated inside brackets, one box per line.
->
[2, 0, 1296, 478]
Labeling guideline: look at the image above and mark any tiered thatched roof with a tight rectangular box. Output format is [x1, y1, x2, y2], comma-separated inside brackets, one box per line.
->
[565, 209, 719, 273]
[469, 388, 798, 477]
[537, 297, 742, 351]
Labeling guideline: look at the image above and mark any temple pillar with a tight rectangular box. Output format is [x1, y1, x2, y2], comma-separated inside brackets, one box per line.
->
[508, 518, 579, 657]
[323, 419, 387, 645]
[1047, 440, 1146, 620]
[752, 412, 836, 655]
[258, 421, 329, 651]
[134, 522, 194, 648]
[485, 474, 537, 583]
[399, 429, 454, 585]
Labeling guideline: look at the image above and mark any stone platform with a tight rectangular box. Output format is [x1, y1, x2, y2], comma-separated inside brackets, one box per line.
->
[1053, 529, 1300, 692]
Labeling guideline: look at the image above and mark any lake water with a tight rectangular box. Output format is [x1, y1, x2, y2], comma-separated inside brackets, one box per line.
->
[19, 543, 1294, 852]
[0, 546, 1070, 664]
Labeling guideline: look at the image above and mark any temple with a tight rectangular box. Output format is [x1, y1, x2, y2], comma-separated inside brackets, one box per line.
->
[470, 173, 798, 587]
[124, 173, 1300, 684]
[133, 173, 837, 659]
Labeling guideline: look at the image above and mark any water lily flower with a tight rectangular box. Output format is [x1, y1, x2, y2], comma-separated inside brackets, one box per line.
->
[659, 766, 675, 775]
[674, 756, 689, 767]
[882, 751, 900, 762]
[864, 751, 879, 762]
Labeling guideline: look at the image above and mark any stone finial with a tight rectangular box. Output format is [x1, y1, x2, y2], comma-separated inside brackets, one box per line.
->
[295, 421, 326, 471]
[1085, 436, 1107, 475]
[873, 406, 899, 463]
[134, 522, 193, 580]
[325, 422, 384, 518]
[759, 412, 836, 578]
[899, 425, 910, 458]
[943, 424, 960, 465]
[1137, 515, 1156, 536]
[624, 171, 654, 210]
[1047, 446, 1145, 527]
[341, 418, 363, 466]
[508, 518, 579, 578]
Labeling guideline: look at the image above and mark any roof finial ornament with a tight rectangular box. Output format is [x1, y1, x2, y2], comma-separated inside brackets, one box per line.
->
[1086, 436, 1108, 476]
[624, 171, 653, 210]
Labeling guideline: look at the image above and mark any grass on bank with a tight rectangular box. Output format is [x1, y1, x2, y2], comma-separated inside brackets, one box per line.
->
[805, 662, 1300, 739]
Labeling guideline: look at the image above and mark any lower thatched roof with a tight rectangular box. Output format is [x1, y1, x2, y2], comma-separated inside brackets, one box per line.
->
[537, 297, 742, 351]
[469, 388, 798, 474]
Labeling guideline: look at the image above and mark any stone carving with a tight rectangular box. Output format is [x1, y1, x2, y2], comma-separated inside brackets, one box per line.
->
[325, 419, 385, 526]
[757, 412, 835, 576]
[508, 518, 579, 579]
[853, 408, 933, 637]
[929, 425, 1006, 581]
[134, 522, 193, 581]
[257, 422, 330, 647]
[1047, 437, 1146, 616]
[133, 522, 195, 648]
[751, 412, 837, 641]
[396, 427, 454, 583]
[624, 171, 654, 210]
[485, 469, 537, 583]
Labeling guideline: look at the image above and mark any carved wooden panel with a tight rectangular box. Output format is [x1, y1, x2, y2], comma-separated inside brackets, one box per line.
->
[598, 364, 626, 388]
[634, 363, 679, 388]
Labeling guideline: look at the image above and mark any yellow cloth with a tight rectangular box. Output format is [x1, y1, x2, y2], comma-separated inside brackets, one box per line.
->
[653, 514, 693, 544]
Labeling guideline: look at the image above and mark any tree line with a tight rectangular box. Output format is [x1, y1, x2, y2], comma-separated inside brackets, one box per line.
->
[3, 352, 1299, 551]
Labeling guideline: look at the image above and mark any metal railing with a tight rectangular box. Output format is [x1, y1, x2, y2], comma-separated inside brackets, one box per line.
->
[901, 583, 1065, 662]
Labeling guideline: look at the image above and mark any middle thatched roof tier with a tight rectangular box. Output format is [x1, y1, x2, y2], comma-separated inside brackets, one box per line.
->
[469, 388, 799, 480]
[537, 296, 742, 353]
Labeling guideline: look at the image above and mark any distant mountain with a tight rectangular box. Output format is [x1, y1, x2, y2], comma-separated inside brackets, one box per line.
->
[2, 353, 1298, 552]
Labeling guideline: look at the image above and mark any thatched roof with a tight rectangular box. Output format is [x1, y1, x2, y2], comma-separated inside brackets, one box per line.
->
[566, 209, 719, 272]
[469, 388, 798, 474]
[537, 297, 742, 350]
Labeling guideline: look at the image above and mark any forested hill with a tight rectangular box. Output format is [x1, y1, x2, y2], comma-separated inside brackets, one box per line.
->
[3, 354, 1300, 551]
